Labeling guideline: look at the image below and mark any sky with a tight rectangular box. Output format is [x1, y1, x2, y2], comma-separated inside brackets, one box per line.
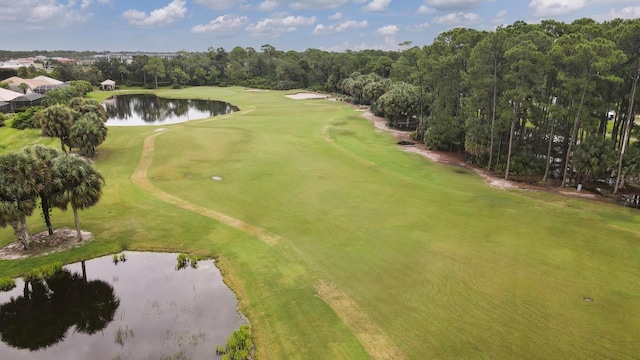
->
[1, 0, 639, 53]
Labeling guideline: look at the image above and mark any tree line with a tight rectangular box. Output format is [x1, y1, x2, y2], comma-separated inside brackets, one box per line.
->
[3, 17, 639, 188]
[338, 19, 640, 190]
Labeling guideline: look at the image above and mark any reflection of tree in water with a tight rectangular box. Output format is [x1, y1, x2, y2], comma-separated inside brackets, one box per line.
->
[0, 269, 120, 350]
[103, 95, 238, 123]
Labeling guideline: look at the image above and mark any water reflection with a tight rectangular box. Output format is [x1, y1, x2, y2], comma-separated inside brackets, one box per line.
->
[0, 252, 245, 359]
[104, 94, 239, 126]
[0, 269, 119, 351]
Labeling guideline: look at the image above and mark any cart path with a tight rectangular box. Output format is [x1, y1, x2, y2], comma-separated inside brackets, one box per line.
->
[316, 280, 406, 360]
[132, 123, 406, 359]
[131, 130, 281, 245]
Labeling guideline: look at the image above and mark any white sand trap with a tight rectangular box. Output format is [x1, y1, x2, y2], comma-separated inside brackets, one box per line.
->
[212, 176, 223, 181]
[285, 92, 328, 100]
[154, 128, 166, 132]
[246, 88, 269, 92]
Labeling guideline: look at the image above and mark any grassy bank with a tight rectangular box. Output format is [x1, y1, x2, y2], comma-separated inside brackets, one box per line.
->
[2, 87, 640, 359]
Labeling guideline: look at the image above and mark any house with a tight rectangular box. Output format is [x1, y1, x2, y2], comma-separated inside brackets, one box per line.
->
[0, 88, 26, 113]
[2, 75, 64, 94]
[100, 79, 116, 90]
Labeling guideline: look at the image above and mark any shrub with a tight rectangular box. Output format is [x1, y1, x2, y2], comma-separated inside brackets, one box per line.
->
[216, 325, 253, 360]
[10, 106, 44, 130]
[176, 253, 198, 270]
[0, 277, 16, 292]
[24, 262, 63, 281]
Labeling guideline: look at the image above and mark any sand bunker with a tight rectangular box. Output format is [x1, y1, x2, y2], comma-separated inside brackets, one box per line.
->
[285, 92, 328, 100]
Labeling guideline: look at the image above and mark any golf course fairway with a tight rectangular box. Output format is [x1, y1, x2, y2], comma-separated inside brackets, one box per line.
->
[1, 87, 640, 359]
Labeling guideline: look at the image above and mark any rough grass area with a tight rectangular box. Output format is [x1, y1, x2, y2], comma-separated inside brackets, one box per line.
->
[2, 87, 640, 359]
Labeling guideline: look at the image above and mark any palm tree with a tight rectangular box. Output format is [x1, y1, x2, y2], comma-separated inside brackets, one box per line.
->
[21, 145, 63, 235]
[18, 82, 28, 94]
[39, 104, 74, 154]
[0, 153, 39, 249]
[51, 154, 104, 240]
[68, 113, 108, 158]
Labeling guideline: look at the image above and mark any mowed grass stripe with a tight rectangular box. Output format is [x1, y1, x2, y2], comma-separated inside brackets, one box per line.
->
[133, 115, 405, 359]
[132, 129, 281, 245]
[316, 280, 406, 360]
[4, 87, 640, 359]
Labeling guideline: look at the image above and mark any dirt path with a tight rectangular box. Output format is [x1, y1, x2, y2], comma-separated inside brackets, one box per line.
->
[131, 130, 281, 245]
[316, 280, 406, 360]
[133, 127, 402, 359]
[359, 109, 600, 199]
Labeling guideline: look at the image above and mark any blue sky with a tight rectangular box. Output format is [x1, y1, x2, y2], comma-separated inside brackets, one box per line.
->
[1, 0, 639, 53]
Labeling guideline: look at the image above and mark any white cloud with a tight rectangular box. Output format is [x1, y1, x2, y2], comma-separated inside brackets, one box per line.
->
[407, 22, 432, 32]
[417, 5, 436, 14]
[246, 0, 349, 11]
[80, 0, 110, 10]
[376, 25, 398, 35]
[319, 29, 398, 51]
[0, 0, 93, 27]
[494, 9, 507, 23]
[434, 12, 480, 25]
[246, 13, 317, 37]
[312, 19, 369, 35]
[590, 0, 636, 3]
[256, 0, 280, 11]
[363, 0, 392, 12]
[290, 0, 349, 10]
[425, 0, 479, 10]
[594, 6, 640, 21]
[122, 0, 187, 27]
[329, 12, 343, 20]
[528, 0, 586, 17]
[191, 14, 249, 33]
[193, 0, 245, 10]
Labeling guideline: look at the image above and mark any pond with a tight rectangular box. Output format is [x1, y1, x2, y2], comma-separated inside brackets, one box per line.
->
[104, 94, 239, 126]
[0, 252, 246, 359]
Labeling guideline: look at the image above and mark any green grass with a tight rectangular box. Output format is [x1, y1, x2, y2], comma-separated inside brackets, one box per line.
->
[2, 87, 640, 359]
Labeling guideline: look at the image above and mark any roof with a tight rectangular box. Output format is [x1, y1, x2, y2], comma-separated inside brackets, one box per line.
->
[33, 83, 70, 93]
[12, 93, 42, 102]
[101, 79, 116, 85]
[3, 76, 53, 90]
[0, 87, 24, 101]
[32, 75, 63, 85]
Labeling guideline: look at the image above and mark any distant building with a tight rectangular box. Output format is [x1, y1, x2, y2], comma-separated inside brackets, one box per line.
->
[2, 75, 63, 94]
[0, 58, 38, 69]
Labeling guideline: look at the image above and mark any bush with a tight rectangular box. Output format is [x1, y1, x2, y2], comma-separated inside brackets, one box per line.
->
[0, 277, 16, 292]
[24, 262, 63, 281]
[10, 106, 44, 130]
[494, 152, 546, 176]
[216, 325, 253, 360]
[0, 112, 6, 127]
[176, 253, 198, 270]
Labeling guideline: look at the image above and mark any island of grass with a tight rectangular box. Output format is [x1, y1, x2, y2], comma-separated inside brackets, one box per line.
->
[1, 87, 640, 359]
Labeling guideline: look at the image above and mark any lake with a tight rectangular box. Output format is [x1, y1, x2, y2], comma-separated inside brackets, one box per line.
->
[104, 94, 239, 126]
[0, 252, 246, 359]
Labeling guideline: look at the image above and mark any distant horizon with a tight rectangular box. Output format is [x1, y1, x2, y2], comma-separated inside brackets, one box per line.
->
[1, 1, 639, 53]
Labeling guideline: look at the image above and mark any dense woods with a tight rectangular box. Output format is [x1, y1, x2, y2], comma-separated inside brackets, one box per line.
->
[3, 17, 640, 186]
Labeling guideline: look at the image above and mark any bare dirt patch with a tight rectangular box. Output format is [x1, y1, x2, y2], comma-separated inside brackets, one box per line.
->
[0, 228, 94, 260]
[359, 109, 606, 198]
[285, 92, 329, 100]
[315, 280, 405, 360]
